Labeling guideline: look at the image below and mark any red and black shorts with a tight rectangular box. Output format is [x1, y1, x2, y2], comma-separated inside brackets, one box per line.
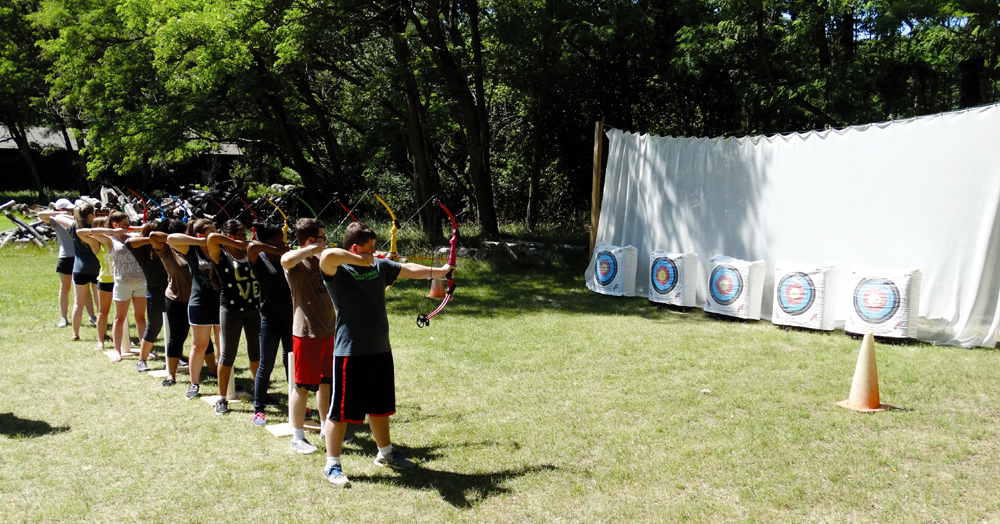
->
[327, 351, 395, 424]
[292, 335, 333, 392]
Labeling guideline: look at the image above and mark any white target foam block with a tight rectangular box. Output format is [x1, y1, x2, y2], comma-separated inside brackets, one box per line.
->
[771, 265, 839, 331]
[846, 270, 921, 338]
[704, 256, 766, 319]
[648, 251, 699, 307]
[587, 245, 638, 297]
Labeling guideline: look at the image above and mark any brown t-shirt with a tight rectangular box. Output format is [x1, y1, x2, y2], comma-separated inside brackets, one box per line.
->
[284, 256, 336, 338]
[157, 246, 192, 303]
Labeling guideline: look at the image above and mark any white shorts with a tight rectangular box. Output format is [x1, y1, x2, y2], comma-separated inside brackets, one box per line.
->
[113, 280, 147, 302]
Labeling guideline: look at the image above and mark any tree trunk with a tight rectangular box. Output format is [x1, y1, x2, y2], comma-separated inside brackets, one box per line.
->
[388, 12, 444, 244]
[265, 93, 323, 211]
[526, 0, 558, 231]
[2, 118, 45, 200]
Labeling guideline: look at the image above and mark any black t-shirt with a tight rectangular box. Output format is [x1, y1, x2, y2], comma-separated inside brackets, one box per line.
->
[184, 247, 220, 309]
[323, 258, 401, 356]
[216, 249, 260, 311]
[126, 243, 168, 292]
[251, 252, 292, 318]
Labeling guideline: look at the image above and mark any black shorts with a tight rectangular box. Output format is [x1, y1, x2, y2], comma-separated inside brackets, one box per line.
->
[98, 281, 114, 293]
[56, 257, 74, 275]
[188, 304, 220, 326]
[328, 352, 395, 424]
[73, 272, 99, 286]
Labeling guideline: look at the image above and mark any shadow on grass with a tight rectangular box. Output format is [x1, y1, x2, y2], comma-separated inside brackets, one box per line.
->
[0, 412, 70, 438]
[350, 460, 558, 508]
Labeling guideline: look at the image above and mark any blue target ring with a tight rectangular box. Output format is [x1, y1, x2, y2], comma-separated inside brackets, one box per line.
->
[709, 265, 743, 305]
[650, 257, 679, 295]
[777, 272, 816, 316]
[853, 278, 900, 324]
[595, 251, 618, 287]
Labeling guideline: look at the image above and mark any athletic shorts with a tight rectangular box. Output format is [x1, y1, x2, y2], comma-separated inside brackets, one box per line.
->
[113, 280, 146, 302]
[56, 257, 74, 275]
[73, 272, 99, 286]
[98, 281, 114, 293]
[292, 335, 333, 392]
[327, 352, 395, 424]
[188, 304, 220, 326]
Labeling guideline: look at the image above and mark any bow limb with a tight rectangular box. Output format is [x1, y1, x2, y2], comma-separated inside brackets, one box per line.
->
[237, 198, 259, 240]
[296, 195, 317, 218]
[126, 188, 147, 223]
[212, 198, 232, 220]
[265, 197, 290, 244]
[165, 192, 190, 222]
[145, 195, 167, 222]
[373, 192, 400, 294]
[416, 198, 458, 328]
[338, 201, 358, 223]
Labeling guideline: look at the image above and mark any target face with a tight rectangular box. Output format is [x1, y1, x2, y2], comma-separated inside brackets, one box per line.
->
[777, 272, 816, 316]
[650, 257, 679, 295]
[853, 278, 901, 324]
[595, 251, 618, 287]
[709, 265, 744, 305]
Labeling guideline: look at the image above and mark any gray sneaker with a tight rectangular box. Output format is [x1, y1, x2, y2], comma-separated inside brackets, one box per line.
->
[374, 450, 416, 470]
[214, 398, 229, 415]
[290, 437, 318, 454]
[185, 383, 200, 400]
[136, 360, 150, 372]
[324, 464, 351, 487]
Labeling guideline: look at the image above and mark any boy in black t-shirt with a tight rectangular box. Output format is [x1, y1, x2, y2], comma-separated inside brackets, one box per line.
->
[317, 222, 453, 488]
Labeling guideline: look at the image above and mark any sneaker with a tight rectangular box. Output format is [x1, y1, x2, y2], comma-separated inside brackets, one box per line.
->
[57, 318, 68, 328]
[136, 360, 150, 373]
[89, 316, 97, 326]
[374, 450, 416, 470]
[214, 398, 229, 415]
[178, 357, 189, 368]
[324, 464, 351, 488]
[162, 378, 176, 387]
[252, 412, 267, 427]
[290, 437, 318, 454]
[304, 408, 318, 421]
[185, 383, 200, 400]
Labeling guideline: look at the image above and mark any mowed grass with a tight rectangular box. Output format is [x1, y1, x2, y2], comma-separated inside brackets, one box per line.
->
[2, 244, 1000, 523]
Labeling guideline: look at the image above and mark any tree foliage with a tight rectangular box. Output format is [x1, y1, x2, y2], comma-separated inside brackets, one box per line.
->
[4, 0, 998, 233]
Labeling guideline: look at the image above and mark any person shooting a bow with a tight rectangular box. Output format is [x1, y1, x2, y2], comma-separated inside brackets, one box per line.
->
[314, 221, 453, 487]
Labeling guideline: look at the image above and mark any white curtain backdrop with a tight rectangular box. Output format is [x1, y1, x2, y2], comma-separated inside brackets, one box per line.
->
[585, 104, 1000, 348]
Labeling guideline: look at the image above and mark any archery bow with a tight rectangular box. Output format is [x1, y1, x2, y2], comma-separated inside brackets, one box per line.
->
[165, 192, 190, 222]
[265, 197, 290, 244]
[126, 188, 147, 223]
[296, 195, 318, 218]
[372, 192, 400, 295]
[415, 198, 458, 328]
[145, 194, 168, 222]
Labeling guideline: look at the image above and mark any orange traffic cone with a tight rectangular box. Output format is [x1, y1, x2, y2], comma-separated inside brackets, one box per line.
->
[427, 278, 446, 298]
[836, 332, 885, 412]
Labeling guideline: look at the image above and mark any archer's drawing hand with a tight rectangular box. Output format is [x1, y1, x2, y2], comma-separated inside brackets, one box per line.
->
[357, 252, 375, 267]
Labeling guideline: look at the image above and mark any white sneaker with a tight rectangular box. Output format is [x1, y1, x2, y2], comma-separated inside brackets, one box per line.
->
[57, 318, 68, 328]
[324, 464, 351, 487]
[290, 437, 317, 454]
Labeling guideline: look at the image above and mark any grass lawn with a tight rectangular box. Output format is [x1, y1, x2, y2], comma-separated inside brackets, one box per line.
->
[2, 243, 999, 523]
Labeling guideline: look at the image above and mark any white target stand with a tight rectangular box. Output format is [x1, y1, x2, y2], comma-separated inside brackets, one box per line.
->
[845, 270, 921, 338]
[266, 351, 321, 437]
[704, 255, 766, 320]
[587, 244, 638, 296]
[648, 251, 698, 306]
[771, 265, 838, 331]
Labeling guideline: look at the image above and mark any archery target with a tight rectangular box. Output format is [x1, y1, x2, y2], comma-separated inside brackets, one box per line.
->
[704, 256, 765, 319]
[777, 272, 815, 316]
[650, 257, 678, 294]
[853, 278, 900, 325]
[846, 270, 921, 338]
[595, 251, 618, 287]
[771, 266, 838, 331]
[709, 265, 743, 306]
[648, 252, 698, 306]
[588, 245, 638, 297]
